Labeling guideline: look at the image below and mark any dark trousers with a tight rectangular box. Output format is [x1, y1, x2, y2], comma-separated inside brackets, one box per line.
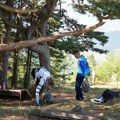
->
[75, 74, 84, 100]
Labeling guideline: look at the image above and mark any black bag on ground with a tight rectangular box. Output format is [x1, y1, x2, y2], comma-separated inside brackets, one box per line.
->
[102, 89, 119, 102]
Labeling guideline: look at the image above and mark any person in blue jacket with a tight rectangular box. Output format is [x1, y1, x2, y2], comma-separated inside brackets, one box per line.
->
[73, 50, 90, 101]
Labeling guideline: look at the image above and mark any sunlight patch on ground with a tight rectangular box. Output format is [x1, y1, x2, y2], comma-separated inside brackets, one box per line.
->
[91, 82, 120, 89]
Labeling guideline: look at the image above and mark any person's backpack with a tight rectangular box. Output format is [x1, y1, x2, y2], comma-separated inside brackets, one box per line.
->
[82, 78, 90, 92]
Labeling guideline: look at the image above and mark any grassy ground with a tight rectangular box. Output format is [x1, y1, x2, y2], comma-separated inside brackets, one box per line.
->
[0, 82, 120, 120]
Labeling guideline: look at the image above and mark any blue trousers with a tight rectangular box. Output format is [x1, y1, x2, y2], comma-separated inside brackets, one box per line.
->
[75, 74, 84, 100]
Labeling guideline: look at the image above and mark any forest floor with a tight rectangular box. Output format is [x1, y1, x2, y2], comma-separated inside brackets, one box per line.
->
[0, 82, 120, 120]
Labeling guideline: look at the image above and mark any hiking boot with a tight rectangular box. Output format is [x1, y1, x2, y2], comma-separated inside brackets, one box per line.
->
[91, 97, 104, 103]
[76, 98, 84, 101]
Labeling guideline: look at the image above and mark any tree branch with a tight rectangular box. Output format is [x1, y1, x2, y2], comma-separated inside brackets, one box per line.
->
[102, 15, 111, 20]
[29, 44, 45, 54]
[27, 0, 58, 35]
[0, 14, 19, 29]
[0, 3, 38, 14]
[0, 21, 105, 51]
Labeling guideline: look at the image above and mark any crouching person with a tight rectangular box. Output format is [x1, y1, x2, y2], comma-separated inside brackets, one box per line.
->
[31, 67, 54, 106]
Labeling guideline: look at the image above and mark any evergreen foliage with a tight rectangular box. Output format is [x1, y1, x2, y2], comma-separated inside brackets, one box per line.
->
[97, 50, 120, 82]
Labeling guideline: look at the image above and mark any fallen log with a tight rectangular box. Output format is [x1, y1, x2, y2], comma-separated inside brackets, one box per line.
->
[31, 109, 102, 120]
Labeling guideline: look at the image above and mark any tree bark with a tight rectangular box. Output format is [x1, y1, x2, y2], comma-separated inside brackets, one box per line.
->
[38, 21, 50, 71]
[38, 43, 50, 71]
[26, 0, 57, 71]
[0, 26, 10, 88]
[11, 50, 19, 89]
[0, 3, 38, 13]
[24, 49, 32, 88]
[0, 51, 9, 88]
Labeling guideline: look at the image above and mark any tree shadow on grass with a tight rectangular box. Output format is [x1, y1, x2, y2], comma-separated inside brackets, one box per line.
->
[0, 105, 36, 119]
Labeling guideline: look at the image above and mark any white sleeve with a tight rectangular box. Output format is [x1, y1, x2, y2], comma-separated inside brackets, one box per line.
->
[39, 78, 45, 86]
[36, 78, 45, 96]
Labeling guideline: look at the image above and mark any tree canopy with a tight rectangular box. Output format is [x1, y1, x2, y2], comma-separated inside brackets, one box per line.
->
[0, 0, 120, 51]
[96, 50, 120, 83]
[0, 0, 119, 52]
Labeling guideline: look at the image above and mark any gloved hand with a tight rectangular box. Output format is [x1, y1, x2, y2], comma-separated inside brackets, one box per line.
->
[35, 99, 41, 106]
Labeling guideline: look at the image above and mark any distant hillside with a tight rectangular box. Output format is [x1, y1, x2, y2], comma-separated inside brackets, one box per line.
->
[89, 31, 120, 64]
[104, 31, 120, 52]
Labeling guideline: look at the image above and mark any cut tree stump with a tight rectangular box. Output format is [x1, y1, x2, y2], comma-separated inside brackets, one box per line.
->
[30, 109, 102, 120]
[0, 89, 32, 100]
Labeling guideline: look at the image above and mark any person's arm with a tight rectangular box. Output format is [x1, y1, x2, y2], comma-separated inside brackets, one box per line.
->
[36, 78, 45, 96]
[80, 61, 90, 76]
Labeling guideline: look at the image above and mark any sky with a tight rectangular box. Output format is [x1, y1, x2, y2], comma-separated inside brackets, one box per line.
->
[62, 1, 120, 32]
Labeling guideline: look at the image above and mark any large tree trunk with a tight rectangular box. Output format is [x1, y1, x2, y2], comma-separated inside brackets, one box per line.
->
[0, 1, 12, 89]
[11, 50, 19, 89]
[39, 22, 50, 71]
[11, 30, 21, 89]
[27, 20, 51, 71]
[39, 43, 50, 71]
[0, 25, 11, 88]
[24, 49, 32, 88]
[0, 51, 9, 88]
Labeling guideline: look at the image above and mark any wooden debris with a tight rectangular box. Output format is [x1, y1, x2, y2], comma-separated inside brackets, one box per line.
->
[31, 109, 102, 120]
[0, 89, 31, 100]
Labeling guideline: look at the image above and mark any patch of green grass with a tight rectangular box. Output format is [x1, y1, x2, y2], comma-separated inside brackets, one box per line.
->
[54, 83, 75, 94]
[0, 105, 36, 118]
[102, 109, 120, 120]
[55, 82, 120, 118]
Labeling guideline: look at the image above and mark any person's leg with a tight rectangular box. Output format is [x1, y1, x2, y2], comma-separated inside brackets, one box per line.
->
[75, 74, 80, 100]
[114, 91, 120, 98]
[75, 74, 84, 100]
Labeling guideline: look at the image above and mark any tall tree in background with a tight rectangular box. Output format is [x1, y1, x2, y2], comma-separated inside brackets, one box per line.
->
[0, 1, 12, 88]
[97, 50, 120, 83]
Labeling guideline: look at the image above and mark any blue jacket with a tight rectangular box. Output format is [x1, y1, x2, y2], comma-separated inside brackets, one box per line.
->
[77, 57, 90, 76]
